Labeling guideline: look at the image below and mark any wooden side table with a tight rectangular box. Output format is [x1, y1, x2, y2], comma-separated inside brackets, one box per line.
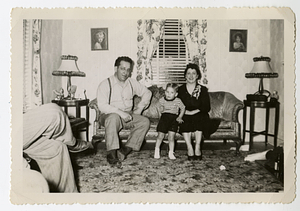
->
[52, 98, 90, 142]
[242, 100, 280, 150]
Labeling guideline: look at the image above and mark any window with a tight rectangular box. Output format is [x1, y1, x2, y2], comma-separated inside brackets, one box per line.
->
[152, 19, 190, 87]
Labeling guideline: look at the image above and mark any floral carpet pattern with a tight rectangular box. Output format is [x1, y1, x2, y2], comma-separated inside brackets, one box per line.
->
[73, 149, 283, 193]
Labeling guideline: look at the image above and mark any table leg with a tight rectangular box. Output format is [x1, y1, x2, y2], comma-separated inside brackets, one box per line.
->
[242, 106, 247, 145]
[76, 103, 81, 118]
[249, 104, 255, 151]
[265, 107, 270, 146]
[86, 105, 89, 142]
[64, 106, 68, 115]
[274, 103, 280, 148]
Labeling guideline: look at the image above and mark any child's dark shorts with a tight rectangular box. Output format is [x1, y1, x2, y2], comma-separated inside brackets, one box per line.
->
[157, 113, 179, 133]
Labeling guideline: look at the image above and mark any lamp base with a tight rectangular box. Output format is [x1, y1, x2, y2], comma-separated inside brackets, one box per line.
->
[63, 96, 75, 100]
[254, 89, 271, 97]
[255, 77, 271, 98]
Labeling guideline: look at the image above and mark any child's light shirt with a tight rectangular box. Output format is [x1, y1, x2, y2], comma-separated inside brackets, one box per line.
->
[159, 97, 185, 115]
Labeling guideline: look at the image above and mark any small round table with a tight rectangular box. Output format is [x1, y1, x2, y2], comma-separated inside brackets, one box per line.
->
[242, 100, 280, 151]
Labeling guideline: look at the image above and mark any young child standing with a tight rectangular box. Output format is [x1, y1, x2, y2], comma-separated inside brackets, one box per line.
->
[154, 83, 186, 160]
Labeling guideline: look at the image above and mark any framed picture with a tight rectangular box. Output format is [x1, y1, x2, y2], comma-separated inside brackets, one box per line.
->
[229, 29, 247, 52]
[91, 28, 108, 51]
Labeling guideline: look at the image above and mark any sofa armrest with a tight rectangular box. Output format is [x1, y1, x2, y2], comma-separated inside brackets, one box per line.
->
[88, 98, 101, 121]
[88, 98, 101, 135]
[231, 102, 244, 123]
[222, 93, 244, 123]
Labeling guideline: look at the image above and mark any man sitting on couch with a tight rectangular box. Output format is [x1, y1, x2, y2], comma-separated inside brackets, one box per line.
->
[96, 56, 152, 167]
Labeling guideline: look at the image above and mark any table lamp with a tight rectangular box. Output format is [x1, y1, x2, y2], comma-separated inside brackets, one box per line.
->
[245, 56, 278, 98]
[52, 55, 86, 99]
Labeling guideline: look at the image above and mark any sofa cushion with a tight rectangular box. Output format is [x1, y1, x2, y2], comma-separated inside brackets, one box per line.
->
[142, 96, 161, 119]
[218, 120, 232, 129]
[134, 85, 165, 119]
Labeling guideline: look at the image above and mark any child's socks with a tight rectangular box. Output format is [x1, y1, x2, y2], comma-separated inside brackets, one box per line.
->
[168, 151, 176, 160]
[154, 147, 160, 159]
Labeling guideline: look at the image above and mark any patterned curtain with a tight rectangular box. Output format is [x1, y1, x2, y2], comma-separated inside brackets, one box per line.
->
[180, 19, 208, 85]
[23, 19, 43, 113]
[136, 19, 165, 87]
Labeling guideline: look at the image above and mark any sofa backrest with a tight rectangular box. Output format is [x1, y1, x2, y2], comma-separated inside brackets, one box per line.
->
[90, 85, 242, 121]
[208, 92, 226, 119]
[140, 86, 242, 121]
[137, 85, 164, 119]
[209, 91, 243, 121]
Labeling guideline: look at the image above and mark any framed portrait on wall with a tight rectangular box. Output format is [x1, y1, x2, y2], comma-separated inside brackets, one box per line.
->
[229, 29, 247, 52]
[91, 28, 108, 51]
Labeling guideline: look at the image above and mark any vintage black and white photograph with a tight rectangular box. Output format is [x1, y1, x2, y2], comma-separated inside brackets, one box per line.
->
[10, 8, 295, 204]
[91, 28, 108, 50]
[229, 29, 247, 52]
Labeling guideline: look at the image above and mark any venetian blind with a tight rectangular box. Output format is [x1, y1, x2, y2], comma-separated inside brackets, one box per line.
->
[152, 19, 190, 87]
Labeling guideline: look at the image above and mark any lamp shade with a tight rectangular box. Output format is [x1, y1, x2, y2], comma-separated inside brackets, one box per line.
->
[245, 56, 278, 78]
[52, 55, 86, 77]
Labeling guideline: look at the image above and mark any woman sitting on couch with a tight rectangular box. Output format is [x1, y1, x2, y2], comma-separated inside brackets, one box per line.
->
[178, 63, 213, 161]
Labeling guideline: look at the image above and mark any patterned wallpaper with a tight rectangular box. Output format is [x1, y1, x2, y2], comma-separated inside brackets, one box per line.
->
[270, 20, 284, 144]
[206, 19, 271, 98]
[206, 19, 284, 144]
[41, 20, 63, 104]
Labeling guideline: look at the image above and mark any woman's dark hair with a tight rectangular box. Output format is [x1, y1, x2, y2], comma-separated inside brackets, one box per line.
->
[184, 63, 202, 79]
[114, 56, 134, 70]
[234, 33, 243, 41]
[95, 31, 105, 40]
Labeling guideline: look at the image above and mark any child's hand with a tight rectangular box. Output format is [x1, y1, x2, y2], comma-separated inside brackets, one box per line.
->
[160, 105, 164, 112]
[176, 117, 184, 124]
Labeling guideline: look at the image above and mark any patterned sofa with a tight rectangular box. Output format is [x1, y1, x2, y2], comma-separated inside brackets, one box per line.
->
[89, 85, 244, 154]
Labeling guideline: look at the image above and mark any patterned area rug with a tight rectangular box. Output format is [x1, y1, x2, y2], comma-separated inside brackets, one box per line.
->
[73, 149, 283, 193]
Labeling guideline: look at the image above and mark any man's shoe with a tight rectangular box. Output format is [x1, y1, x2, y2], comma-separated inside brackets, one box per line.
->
[117, 146, 132, 161]
[107, 151, 122, 168]
[91, 138, 101, 149]
[68, 140, 90, 153]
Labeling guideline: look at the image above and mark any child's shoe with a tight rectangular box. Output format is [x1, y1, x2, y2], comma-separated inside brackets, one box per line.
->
[154, 148, 160, 159]
[168, 151, 176, 160]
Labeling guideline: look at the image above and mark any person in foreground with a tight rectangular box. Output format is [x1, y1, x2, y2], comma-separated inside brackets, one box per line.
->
[23, 157, 49, 193]
[154, 83, 185, 160]
[97, 56, 152, 167]
[23, 103, 90, 192]
[177, 63, 211, 161]
[244, 146, 283, 162]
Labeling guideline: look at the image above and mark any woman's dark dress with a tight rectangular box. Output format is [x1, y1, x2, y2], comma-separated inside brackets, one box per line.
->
[178, 84, 219, 138]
